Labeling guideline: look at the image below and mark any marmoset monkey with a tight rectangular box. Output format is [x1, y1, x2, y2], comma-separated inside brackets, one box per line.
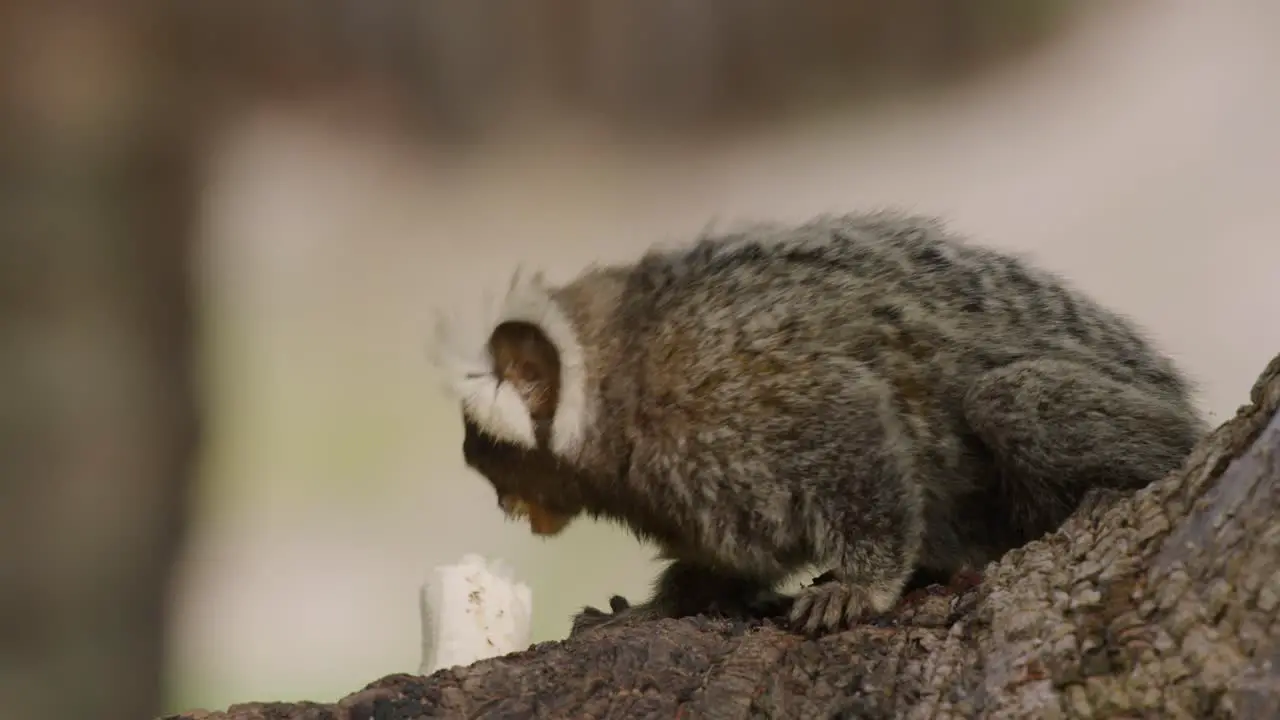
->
[432, 211, 1206, 636]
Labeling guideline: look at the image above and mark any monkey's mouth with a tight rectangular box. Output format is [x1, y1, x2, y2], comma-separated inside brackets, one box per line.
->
[498, 495, 575, 536]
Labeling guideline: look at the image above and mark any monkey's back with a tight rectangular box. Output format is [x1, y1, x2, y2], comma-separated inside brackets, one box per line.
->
[613, 211, 1191, 412]
[591, 212, 1198, 565]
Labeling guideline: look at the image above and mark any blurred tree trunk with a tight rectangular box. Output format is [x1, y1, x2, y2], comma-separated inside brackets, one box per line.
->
[0, 4, 203, 720]
[184, 0, 1080, 142]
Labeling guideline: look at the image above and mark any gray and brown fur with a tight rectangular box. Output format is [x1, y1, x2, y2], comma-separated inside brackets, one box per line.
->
[433, 210, 1207, 636]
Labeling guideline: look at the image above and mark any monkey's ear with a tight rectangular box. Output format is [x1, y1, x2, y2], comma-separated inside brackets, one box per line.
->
[433, 268, 587, 455]
[488, 321, 562, 423]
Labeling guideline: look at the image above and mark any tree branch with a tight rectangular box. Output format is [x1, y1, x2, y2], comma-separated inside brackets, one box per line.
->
[166, 351, 1280, 719]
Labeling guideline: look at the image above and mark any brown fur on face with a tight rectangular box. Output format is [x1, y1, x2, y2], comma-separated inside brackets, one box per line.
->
[464, 419, 585, 536]
[471, 321, 579, 535]
[498, 494, 576, 536]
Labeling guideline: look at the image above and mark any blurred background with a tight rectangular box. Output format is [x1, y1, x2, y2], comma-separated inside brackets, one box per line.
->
[2, 1, 1278, 718]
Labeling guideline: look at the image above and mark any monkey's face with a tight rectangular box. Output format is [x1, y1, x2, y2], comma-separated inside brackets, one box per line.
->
[462, 415, 581, 537]
[438, 302, 584, 536]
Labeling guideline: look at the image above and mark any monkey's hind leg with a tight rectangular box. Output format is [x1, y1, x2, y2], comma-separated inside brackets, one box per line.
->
[963, 358, 1204, 542]
[786, 372, 924, 635]
[570, 560, 786, 637]
[788, 531, 920, 636]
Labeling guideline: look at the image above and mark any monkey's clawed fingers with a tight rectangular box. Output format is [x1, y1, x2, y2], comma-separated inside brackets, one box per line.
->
[787, 582, 875, 635]
[569, 606, 608, 636]
[570, 595, 639, 637]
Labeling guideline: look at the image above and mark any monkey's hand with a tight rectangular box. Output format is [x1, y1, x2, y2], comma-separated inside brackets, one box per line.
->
[571, 559, 794, 637]
[570, 587, 792, 637]
[570, 595, 661, 637]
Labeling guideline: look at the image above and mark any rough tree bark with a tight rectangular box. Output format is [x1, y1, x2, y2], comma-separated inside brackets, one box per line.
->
[168, 351, 1280, 718]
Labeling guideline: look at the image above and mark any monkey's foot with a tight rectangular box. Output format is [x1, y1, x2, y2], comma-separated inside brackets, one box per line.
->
[787, 582, 888, 635]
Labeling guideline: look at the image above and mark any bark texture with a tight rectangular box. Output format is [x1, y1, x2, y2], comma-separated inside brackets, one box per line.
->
[167, 350, 1280, 719]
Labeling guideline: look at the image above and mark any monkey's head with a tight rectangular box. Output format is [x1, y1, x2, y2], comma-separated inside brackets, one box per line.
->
[433, 270, 591, 537]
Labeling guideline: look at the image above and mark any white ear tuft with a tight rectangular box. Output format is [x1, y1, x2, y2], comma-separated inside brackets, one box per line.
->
[430, 268, 589, 456]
